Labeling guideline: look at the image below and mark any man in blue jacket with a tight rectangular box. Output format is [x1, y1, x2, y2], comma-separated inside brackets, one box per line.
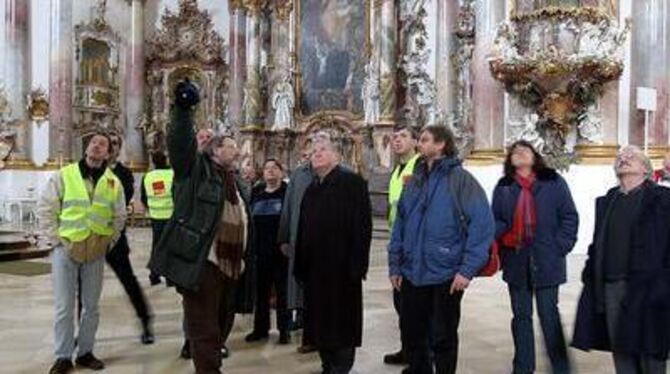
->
[388, 125, 494, 374]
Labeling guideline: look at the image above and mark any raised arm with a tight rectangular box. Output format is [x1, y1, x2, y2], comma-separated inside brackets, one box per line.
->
[167, 80, 200, 180]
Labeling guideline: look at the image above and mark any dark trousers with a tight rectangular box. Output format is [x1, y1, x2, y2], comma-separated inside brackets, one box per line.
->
[605, 281, 667, 374]
[183, 262, 238, 374]
[508, 285, 570, 374]
[392, 288, 406, 353]
[318, 347, 356, 374]
[220, 275, 237, 345]
[401, 279, 463, 374]
[105, 231, 151, 323]
[178, 262, 237, 347]
[253, 252, 289, 334]
[149, 219, 167, 281]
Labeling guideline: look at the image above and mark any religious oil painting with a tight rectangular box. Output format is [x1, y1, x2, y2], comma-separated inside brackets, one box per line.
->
[298, 0, 368, 115]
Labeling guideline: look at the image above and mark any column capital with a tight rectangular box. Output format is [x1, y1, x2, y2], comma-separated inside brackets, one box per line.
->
[229, 0, 245, 12]
[243, 0, 268, 15]
[273, 0, 293, 21]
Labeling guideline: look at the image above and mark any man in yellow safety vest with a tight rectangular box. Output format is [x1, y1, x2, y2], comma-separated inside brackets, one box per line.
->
[384, 124, 419, 367]
[141, 152, 174, 285]
[37, 130, 127, 374]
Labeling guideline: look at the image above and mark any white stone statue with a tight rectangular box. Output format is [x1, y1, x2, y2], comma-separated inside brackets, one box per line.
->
[94, 0, 107, 21]
[508, 113, 545, 151]
[271, 74, 294, 131]
[493, 21, 520, 61]
[579, 21, 603, 57]
[362, 60, 380, 125]
[577, 105, 604, 144]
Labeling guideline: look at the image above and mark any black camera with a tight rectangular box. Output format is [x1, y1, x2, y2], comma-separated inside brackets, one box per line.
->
[174, 78, 200, 108]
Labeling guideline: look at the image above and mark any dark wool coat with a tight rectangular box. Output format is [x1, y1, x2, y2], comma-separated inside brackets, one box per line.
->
[491, 168, 579, 288]
[572, 181, 670, 359]
[148, 104, 256, 313]
[294, 166, 372, 349]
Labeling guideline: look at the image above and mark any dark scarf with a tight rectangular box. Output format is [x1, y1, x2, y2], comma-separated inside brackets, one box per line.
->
[78, 158, 106, 184]
[215, 169, 244, 279]
[502, 172, 537, 250]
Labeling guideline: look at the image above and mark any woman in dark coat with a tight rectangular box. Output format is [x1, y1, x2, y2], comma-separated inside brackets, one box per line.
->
[491, 140, 578, 374]
[572, 146, 670, 373]
[294, 135, 372, 374]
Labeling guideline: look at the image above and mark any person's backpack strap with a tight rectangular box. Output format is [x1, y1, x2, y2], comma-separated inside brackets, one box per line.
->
[446, 166, 469, 237]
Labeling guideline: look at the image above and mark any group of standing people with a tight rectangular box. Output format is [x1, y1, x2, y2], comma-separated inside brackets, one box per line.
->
[147, 79, 372, 374]
[384, 124, 670, 374]
[36, 76, 670, 374]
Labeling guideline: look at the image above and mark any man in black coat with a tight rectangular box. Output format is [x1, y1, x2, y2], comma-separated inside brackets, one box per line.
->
[573, 146, 670, 374]
[294, 134, 372, 374]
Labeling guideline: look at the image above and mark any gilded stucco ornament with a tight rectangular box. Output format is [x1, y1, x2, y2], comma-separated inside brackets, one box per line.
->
[490, 6, 630, 169]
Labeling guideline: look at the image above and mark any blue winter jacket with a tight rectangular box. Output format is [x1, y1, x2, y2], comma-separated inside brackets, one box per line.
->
[491, 168, 579, 287]
[388, 157, 495, 286]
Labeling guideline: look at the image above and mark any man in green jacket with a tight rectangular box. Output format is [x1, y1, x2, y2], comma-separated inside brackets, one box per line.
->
[149, 80, 254, 374]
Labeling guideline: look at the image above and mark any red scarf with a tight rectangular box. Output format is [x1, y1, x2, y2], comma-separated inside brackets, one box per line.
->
[501, 172, 537, 250]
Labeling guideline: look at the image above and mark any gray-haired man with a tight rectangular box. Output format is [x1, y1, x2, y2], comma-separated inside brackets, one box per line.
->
[573, 146, 670, 374]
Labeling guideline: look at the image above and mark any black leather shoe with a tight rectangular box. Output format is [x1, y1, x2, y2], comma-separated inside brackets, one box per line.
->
[149, 274, 161, 286]
[245, 331, 269, 342]
[141, 320, 155, 345]
[180, 340, 191, 359]
[75, 352, 104, 370]
[297, 344, 317, 354]
[221, 345, 230, 359]
[278, 331, 291, 345]
[49, 359, 73, 374]
[383, 350, 406, 365]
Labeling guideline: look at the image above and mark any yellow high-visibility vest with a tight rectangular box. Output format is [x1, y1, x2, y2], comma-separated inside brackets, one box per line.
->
[58, 163, 120, 242]
[143, 169, 174, 220]
[388, 154, 419, 229]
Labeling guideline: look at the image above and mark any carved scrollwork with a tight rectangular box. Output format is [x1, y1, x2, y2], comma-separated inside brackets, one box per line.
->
[273, 0, 293, 21]
[146, 0, 227, 66]
[73, 0, 122, 136]
[26, 88, 49, 123]
[143, 0, 229, 155]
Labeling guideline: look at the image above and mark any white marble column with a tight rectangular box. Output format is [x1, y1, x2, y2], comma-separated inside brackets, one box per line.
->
[244, 2, 263, 128]
[1, 0, 30, 161]
[472, 0, 505, 150]
[628, 0, 670, 147]
[49, 0, 73, 163]
[435, 0, 459, 116]
[29, 0, 50, 167]
[229, 2, 247, 129]
[1, 0, 29, 119]
[617, 0, 632, 146]
[379, 0, 396, 121]
[124, 0, 146, 167]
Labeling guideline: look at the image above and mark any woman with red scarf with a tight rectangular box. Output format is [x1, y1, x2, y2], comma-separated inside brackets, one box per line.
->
[492, 140, 579, 374]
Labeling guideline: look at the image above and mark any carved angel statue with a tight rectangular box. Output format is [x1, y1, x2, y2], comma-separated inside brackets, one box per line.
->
[94, 0, 107, 20]
[598, 18, 631, 58]
[579, 21, 604, 57]
[362, 60, 381, 125]
[271, 74, 295, 131]
[577, 105, 604, 144]
[493, 21, 520, 61]
[399, 0, 426, 22]
[242, 85, 261, 125]
[509, 113, 545, 151]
